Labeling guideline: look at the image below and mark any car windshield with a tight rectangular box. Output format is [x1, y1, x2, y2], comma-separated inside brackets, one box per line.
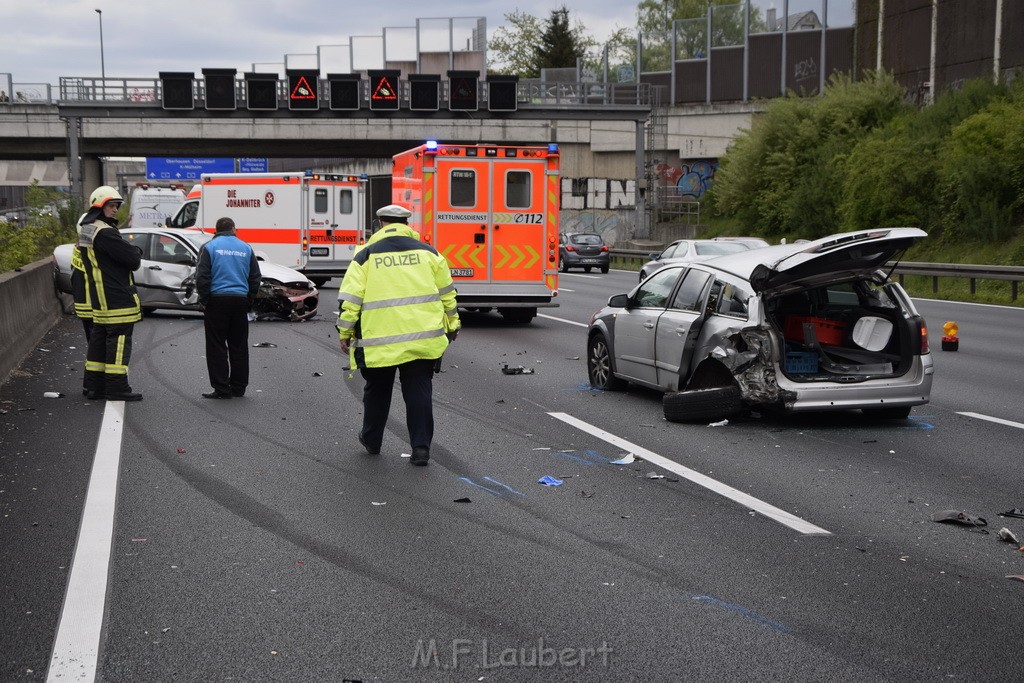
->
[694, 241, 750, 256]
[181, 231, 212, 250]
[572, 234, 603, 246]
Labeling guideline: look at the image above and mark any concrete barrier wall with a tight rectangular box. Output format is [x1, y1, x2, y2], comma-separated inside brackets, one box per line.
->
[0, 258, 63, 385]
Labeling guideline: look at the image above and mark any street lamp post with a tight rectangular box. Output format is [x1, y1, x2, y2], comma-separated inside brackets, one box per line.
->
[95, 9, 105, 81]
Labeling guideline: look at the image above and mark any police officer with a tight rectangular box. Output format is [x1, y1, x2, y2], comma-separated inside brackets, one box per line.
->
[337, 204, 460, 466]
[196, 217, 261, 399]
[79, 186, 144, 401]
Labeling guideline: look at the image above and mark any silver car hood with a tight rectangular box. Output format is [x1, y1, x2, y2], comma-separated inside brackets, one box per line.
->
[748, 227, 926, 295]
[257, 260, 312, 286]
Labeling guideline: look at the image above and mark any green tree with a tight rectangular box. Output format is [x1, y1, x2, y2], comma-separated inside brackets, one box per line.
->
[0, 180, 81, 273]
[488, 10, 545, 76]
[536, 7, 593, 73]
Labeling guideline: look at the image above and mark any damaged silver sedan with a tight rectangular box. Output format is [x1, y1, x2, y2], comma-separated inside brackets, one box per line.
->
[587, 228, 933, 422]
[52, 227, 319, 321]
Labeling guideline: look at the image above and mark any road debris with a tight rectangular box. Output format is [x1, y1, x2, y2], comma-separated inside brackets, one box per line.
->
[502, 364, 535, 375]
[708, 419, 729, 427]
[538, 475, 563, 486]
[646, 472, 665, 480]
[997, 527, 1020, 544]
[43, 392, 64, 398]
[999, 508, 1024, 519]
[252, 342, 278, 348]
[454, 497, 471, 503]
[931, 509, 989, 533]
[371, 501, 387, 506]
[611, 453, 635, 465]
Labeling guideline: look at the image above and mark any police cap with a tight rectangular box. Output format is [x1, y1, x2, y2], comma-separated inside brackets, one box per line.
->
[376, 204, 413, 220]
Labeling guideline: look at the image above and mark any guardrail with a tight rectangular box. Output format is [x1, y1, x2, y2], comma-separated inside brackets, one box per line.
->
[607, 250, 1024, 301]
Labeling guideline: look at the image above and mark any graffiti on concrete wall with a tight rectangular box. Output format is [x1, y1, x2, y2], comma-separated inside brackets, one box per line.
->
[561, 177, 635, 209]
[656, 160, 718, 200]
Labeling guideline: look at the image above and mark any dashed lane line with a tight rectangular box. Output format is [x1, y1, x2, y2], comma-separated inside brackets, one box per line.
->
[548, 411, 831, 535]
[957, 412, 1024, 430]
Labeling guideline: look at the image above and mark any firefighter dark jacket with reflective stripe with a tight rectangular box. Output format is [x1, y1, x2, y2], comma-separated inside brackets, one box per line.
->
[78, 218, 143, 325]
[337, 223, 459, 369]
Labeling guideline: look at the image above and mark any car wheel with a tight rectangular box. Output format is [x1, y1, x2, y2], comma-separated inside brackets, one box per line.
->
[663, 385, 743, 423]
[587, 332, 627, 391]
[862, 406, 912, 420]
[584, 266, 592, 273]
[600, 265, 609, 274]
[559, 258, 569, 273]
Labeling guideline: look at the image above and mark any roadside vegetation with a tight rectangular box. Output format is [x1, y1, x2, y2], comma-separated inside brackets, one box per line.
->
[0, 182, 82, 273]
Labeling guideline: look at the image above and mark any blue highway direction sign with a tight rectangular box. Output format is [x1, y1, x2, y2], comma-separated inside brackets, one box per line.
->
[146, 157, 235, 180]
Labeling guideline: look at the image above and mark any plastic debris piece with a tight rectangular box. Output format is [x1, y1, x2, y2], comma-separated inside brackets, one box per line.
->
[501, 364, 535, 375]
[400, 453, 411, 458]
[708, 419, 729, 427]
[371, 501, 387, 506]
[931, 509, 989, 532]
[454, 497, 471, 503]
[646, 472, 665, 479]
[252, 342, 277, 348]
[580, 490, 594, 498]
[566, 356, 580, 360]
[611, 453, 635, 465]
[312, 371, 324, 377]
[998, 527, 1020, 544]
[999, 508, 1024, 519]
[43, 392, 64, 399]
[1006, 575, 1024, 583]
[538, 475, 563, 487]
[176, 448, 186, 454]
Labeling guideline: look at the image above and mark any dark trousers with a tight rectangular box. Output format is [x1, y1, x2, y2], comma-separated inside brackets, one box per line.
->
[85, 322, 134, 394]
[203, 295, 250, 395]
[359, 358, 435, 451]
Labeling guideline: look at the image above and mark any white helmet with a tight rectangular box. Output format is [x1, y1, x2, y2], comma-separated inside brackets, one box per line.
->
[89, 185, 123, 208]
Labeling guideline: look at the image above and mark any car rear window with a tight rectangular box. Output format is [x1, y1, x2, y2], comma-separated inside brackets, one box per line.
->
[694, 242, 750, 256]
[571, 234, 603, 245]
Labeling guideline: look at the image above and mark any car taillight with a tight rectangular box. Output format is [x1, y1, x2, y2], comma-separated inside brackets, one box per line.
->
[916, 317, 929, 354]
[600, 245, 609, 252]
[565, 245, 577, 251]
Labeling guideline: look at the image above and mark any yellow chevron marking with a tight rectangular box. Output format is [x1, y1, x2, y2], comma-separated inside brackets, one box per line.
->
[509, 245, 525, 269]
[469, 245, 485, 268]
[523, 245, 539, 268]
[494, 245, 510, 269]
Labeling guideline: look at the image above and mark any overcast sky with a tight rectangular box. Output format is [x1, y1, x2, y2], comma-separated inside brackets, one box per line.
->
[1, 0, 855, 88]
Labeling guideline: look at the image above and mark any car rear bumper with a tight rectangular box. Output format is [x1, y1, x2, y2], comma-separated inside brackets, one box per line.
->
[776, 355, 933, 412]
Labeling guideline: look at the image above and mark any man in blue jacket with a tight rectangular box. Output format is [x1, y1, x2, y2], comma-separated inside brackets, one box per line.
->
[196, 217, 261, 399]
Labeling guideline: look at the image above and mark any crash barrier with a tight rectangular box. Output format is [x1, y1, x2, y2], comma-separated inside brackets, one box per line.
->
[0, 258, 64, 386]
[609, 250, 1024, 302]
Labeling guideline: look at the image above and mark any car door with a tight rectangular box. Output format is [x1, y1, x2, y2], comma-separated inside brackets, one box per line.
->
[654, 268, 713, 390]
[125, 231, 198, 309]
[612, 266, 684, 385]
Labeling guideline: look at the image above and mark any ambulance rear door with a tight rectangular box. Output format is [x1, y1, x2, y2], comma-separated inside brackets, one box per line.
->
[303, 177, 363, 278]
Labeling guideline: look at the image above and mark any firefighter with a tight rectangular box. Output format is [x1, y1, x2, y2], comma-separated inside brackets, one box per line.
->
[337, 204, 460, 466]
[70, 213, 94, 343]
[79, 185, 144, 401]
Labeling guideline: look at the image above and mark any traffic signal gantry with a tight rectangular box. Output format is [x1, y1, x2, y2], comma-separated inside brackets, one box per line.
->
[158, 70, 519, 113]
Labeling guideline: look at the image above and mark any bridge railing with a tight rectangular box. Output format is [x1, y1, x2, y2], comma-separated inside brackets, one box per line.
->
[608, 250, 1024, 301]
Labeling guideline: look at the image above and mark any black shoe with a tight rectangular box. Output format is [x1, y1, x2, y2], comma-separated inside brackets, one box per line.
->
[106, 392, 142, 402]
[410, 447, 430, 466]
[202, 391, 232, 399]
[358, 433, 380, 455]
[231, 390, 246, 397]
[85, 390, 105, 400]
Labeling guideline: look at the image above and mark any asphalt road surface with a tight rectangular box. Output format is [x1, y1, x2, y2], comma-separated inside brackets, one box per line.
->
[2, 269, 1023, 682]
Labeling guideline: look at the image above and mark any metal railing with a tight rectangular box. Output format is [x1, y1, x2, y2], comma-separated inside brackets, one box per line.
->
[608, 250, 1024, 301]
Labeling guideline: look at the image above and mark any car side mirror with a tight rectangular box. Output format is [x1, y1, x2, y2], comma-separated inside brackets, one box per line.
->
[175, 255, 196, 266]
[608, 293, 629, 308]
[648, 252, 659, 260]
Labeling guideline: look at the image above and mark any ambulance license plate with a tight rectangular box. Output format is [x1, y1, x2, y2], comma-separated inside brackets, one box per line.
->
[310, 247, 329, 256]
[450, 268, 474, 277]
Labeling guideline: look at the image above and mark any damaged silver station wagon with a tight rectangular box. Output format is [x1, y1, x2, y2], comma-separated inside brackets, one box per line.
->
[53, 227, 319, 322]
[586, 228, 934, 422]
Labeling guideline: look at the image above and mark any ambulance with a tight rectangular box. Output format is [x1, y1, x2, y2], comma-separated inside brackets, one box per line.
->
[167, 172, 368, 286]
[392, 141, 560, 324]
[128, 182, 186, 229]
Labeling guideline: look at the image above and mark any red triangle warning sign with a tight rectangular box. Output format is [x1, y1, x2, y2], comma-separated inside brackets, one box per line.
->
[372, 76, 398, 101]
[290, 76, 316, 100]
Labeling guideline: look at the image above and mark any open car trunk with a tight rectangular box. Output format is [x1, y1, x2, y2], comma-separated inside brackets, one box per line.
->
[766, 277, 920, 381]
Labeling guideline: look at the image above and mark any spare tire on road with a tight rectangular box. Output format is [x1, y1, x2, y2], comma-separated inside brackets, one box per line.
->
[663, 385, 743, 423]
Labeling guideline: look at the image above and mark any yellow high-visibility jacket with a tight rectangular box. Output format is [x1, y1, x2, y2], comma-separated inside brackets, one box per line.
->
[337, 223, 459, 369]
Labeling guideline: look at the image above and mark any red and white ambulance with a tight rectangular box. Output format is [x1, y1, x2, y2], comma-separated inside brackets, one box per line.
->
[167, 172, 368, 286]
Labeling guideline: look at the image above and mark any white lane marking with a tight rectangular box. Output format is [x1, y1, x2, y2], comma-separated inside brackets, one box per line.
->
[914, 297, 1024, 311]
[47, 401, 126, 682]
[549, 412, 831, 535]
[538, 313, 587, 327]
[957, 412, 1024, 429]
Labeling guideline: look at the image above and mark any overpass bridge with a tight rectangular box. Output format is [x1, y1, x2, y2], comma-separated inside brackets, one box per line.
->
[0, 78, 760, 241]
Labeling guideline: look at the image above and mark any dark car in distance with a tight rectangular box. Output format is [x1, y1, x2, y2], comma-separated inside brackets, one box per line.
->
[559, 232, 610, 273]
